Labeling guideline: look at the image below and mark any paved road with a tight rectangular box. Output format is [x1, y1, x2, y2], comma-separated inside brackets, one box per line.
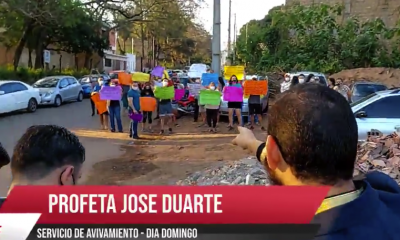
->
[0, 99, 126, 195]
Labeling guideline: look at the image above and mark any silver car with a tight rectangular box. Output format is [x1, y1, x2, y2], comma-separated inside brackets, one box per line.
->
[352, 89, 400, 140]
[33, 76, 83, 107]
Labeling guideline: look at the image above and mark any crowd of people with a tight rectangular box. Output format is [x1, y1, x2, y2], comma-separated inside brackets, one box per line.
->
[88, 72, 269, 139]
[0, 73, 399, 239]
[281, 73, 352, 103]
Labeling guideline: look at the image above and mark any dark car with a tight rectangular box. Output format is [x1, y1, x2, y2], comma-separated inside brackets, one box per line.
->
[350, 82, 388, 102]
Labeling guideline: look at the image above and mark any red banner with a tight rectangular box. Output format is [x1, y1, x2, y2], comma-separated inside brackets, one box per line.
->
[0, 186, 329, 224]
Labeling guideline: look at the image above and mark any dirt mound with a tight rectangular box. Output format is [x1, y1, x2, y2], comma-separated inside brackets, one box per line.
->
[330, 68, 400, 87]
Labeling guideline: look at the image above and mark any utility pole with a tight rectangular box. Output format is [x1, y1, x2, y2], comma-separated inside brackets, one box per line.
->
[227, 0, 232, 65]
[245, 23, 248, 46]
[211, 0, 221, 75]
[233, 13, 236, 64]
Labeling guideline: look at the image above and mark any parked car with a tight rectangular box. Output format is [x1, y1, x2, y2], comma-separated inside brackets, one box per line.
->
[32, 76, 83, 107]
[0, 80, 41, 114]
[350, 82, 387, 103]
[78, 74, 109, 98]
[351, 89, 400, 140]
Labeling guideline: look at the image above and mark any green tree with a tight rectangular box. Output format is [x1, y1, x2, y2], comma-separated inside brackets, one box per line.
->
[234, 3, 400, 74]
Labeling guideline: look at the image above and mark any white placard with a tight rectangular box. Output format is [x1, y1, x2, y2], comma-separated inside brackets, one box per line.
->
[187, 83, 204, 96]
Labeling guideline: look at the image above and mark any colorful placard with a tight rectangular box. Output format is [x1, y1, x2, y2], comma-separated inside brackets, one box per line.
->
[118, 72, 132, 86]
[187, 83, 203, 97]
[90, 93, 107, 114]
[224, 66, 245, 80]
[201, 73, 219, 86]
[199, 90, 221, 105]
[132, 72, 150, 82]
[223, 86, 243, 102]
[243, 80, 268, 96]
[174, 89, 185, 100]
[151, 66, 164, 78]
[139, 97, 157, 112]
[154, 86, 174, 99]
[99, 86, 122, 100]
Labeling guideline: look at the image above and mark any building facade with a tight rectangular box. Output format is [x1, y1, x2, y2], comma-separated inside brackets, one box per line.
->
[285, 0, 400, 28]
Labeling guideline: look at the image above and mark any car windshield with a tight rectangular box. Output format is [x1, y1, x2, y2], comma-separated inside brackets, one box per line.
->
[79, 77, 91, 84]
[350, 93, 377, 107]
[33, 78, 59, 88]
[353, 84, 387, 97]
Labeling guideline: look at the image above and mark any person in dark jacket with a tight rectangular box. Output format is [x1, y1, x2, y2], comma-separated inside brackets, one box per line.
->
[232, 83, 400, 240]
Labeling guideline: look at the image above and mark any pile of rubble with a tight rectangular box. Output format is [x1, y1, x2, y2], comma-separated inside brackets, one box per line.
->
[355, 132, 400, 185]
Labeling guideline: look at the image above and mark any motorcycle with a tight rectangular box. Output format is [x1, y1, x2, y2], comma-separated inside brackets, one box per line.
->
[177, 95, 196, 117]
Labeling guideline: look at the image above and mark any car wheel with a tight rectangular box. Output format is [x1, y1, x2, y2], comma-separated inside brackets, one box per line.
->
[27, 98, 37, 113]
[54, 95, 62, 107]
[77, 91, 83, 102]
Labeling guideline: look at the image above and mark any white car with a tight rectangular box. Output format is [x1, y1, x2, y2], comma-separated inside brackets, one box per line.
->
[0, 80, 41, 114]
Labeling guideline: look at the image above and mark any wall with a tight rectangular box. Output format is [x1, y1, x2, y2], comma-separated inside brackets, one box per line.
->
[0, 43, 103, 70]
[285, 0, 400, 27]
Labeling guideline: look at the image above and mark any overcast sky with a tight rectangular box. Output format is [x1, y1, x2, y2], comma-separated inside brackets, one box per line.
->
[197, 0, 285, 50]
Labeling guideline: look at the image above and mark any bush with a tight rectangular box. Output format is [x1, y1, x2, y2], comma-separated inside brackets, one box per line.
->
[0, 65, 90, 84]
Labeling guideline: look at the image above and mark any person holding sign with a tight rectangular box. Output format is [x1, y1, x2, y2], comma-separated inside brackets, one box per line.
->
[128, 82, 141, 139]
[172, 79, 185, 127]
[224, 75, 243, 130]
[105, 81, 123, 133]
[140, 83, 155, 133]
[205, 82, 220, 133]
[245, 76, 266, 131]
[92, 77, 109, 130]
[156, 79, 174, 135]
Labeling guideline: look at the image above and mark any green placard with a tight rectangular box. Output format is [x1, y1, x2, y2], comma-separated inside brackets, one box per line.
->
[199, 90, 221, 105]
[154, 86, 174, 99]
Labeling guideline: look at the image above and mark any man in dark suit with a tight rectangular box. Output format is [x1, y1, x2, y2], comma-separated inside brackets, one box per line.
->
[233, 83, 400, 240]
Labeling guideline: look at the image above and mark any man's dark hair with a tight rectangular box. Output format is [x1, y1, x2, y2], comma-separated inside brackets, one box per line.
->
[11, 125, 85, 180]
[0, 142, 10, 168]
[267, 84, 358, 185]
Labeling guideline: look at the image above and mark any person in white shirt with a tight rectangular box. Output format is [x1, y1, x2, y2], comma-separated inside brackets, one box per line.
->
[280, 74, 292, 93]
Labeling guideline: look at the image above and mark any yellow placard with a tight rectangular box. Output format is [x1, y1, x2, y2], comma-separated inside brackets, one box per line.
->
[132, 72, 150, 82]
[162, 70, 169, 79]
[224, 66, 245, 80]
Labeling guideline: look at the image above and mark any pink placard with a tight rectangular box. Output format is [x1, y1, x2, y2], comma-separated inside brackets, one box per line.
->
[174, 89, 185, 100]
[223, 86, 243, 102]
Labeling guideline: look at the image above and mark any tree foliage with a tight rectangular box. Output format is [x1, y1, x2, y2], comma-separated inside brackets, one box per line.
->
[0, 0, 211, 70]
[233, 4, 400, 74]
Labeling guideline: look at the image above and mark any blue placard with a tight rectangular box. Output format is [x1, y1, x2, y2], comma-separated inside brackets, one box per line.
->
[201, 73, 219, 86]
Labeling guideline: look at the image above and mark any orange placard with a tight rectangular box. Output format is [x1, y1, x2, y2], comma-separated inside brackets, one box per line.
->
[140, 97, 157, 112]
[91, 93, 108, 114]
[243, 80, 268, 95]
[118, 72, 132, 86]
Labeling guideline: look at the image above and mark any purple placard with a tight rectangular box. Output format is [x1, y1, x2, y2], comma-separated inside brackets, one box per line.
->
[174, 89, 185, 100]
[99, 86, 122, 100]
[223, 86, 243, 102]
[128, 112, 143, 122]
[151, 66, 164, 77]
